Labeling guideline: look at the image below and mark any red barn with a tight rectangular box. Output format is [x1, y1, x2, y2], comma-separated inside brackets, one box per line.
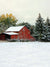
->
[0, 26, 35, 41]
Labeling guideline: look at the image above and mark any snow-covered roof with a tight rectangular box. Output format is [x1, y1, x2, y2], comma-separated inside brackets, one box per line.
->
[6, 26, 25, 32]
[4, 32, 18, 35]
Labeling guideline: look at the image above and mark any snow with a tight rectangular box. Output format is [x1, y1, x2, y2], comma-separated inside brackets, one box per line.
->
[0, 42, 50, 67]
[6, 26, 24, 31]
[4, 32, 18, 35]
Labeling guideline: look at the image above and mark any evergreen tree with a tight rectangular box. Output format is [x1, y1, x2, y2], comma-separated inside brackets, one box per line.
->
[44, 18, 50, 41]
[30, 25, 34, 34]
[35, 13, 44, 40]
[17, 22, 31, 30]
[17, 22, 31, 29]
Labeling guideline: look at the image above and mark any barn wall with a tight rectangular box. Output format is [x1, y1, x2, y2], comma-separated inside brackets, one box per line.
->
[18, 26, 29, 39]
[0, 34, 5, 40]
[11, 35, 18, 39]
[17, 26, 35, 40]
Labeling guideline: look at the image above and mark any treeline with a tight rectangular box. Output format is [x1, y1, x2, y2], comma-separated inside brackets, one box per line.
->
[34, 14, 50, 41]
[0, 13, 50, 41]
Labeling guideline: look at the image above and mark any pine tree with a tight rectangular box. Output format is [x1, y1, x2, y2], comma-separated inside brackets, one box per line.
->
[35, 13, 44, 40]
[44, 18, 50, 41]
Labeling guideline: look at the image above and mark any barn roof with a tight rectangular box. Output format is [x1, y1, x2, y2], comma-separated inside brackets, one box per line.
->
[4, 32, 18, 35]
[6, 26, 25, 32]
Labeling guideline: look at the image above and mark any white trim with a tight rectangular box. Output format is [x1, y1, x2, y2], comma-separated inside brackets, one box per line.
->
[4, 32, 18, 35]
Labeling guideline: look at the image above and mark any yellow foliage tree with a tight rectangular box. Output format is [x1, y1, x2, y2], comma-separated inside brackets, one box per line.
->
[0, 13, 18, 33]
[9, 13, 12, 18]
[1, 14, 5, 18]
[0, 14, 6, 22]
[6, 13, 9, 18]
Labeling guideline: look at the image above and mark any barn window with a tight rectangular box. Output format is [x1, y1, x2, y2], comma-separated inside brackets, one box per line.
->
[23, 29, 25, 31]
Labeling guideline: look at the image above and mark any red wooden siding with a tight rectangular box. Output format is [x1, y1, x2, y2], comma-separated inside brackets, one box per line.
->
[11, 35, 18, 39]
[0, 34, 5, 40]
[17, 26, 35, 40]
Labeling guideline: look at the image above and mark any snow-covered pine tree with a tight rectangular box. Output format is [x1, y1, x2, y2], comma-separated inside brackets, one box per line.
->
[44, 18, 50, 41]
[35, 13, 44, 40]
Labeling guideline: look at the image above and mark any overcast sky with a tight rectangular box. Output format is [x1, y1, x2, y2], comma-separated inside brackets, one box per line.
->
[0, 0, 50, 25]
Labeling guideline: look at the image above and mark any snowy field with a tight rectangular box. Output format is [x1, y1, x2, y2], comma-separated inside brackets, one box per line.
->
[0, 42, 50, 67]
